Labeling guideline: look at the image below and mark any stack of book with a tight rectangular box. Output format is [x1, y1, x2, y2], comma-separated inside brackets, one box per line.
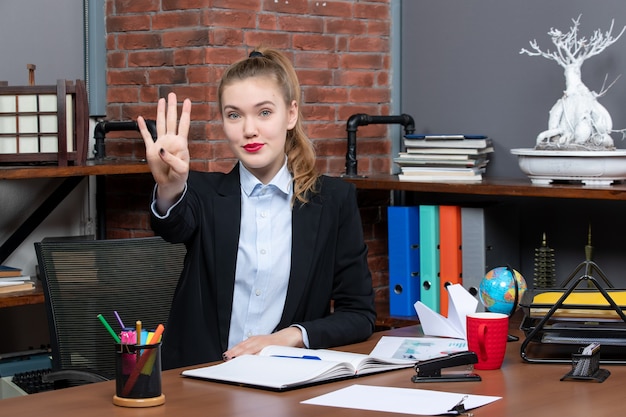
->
[0, 265, 35, 294]
[394, 134, 493, 182]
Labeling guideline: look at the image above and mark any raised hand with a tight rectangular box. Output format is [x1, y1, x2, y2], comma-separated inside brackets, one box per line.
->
[138, 92, 191, 209]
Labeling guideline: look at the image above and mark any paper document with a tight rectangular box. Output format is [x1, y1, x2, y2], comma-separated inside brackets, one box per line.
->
[182, 345, 413, 391]
[414, 284, 478, 339]
[369, 336, 467, 361]
[302, 384, 501, 415]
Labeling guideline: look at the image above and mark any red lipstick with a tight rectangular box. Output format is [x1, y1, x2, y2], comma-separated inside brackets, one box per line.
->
[243, 143, 264, 152]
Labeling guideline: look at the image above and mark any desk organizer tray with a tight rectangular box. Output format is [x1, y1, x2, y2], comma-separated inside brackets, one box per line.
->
[519, 275, 626, 364]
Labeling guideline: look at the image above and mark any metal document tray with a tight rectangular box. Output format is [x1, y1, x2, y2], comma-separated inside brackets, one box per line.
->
[519, 274, 626, 364]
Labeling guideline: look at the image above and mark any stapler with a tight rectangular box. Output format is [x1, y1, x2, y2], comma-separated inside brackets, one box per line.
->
[412, 351, 481, 383]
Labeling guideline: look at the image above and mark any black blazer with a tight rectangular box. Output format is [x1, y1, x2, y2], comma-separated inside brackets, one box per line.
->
[152, 165, 376, 369]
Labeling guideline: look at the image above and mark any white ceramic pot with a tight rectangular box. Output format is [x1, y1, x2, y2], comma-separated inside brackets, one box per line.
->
[510, 148, 626, 186]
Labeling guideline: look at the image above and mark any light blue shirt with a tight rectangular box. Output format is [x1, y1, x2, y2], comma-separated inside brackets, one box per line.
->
[227, 161, 294, 349]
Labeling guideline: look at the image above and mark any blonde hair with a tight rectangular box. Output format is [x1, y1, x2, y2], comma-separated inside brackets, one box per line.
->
[217, 47, 319, 205]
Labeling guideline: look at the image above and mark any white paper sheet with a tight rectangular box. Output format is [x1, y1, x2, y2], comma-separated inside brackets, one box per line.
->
[302, 384, 501, 415]
[414, 284, 478, 339]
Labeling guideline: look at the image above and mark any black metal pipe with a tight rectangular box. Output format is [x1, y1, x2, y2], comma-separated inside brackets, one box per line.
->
[93, 119, 157, 160]
[344, 113, 415, 177]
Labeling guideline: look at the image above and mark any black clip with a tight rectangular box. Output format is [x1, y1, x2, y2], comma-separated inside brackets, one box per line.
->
[448, 395, 474, 416]
[412, 351, 481, 383]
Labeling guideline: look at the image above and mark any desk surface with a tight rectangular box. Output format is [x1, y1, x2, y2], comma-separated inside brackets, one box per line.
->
[0, 324, 622, 417]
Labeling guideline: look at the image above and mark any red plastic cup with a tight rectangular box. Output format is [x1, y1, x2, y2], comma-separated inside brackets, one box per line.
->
[466, 312, 509, 370]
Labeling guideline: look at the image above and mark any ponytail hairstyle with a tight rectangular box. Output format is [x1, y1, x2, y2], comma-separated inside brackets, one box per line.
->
[217, 47, 319, 205]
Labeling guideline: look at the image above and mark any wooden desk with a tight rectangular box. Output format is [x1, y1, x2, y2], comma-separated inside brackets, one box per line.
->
[1, 324, 622, 416]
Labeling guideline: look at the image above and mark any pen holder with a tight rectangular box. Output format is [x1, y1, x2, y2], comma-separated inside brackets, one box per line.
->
[113, 342, 165, 407]
[560, 347, 610, 383]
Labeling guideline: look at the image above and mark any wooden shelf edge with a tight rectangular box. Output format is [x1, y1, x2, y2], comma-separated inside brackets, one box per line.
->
[342, 174, 626, 201]
[0, 159, 151, 180]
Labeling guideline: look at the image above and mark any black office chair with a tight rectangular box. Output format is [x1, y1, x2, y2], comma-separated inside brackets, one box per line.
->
[34, 236, 186, 387]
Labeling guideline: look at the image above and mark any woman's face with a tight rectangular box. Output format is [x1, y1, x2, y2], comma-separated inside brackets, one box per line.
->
[221, 76, 298, 184]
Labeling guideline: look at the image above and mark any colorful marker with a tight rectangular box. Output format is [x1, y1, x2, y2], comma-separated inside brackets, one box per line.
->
[97, 314, 121, 343]
[113, 310, 125, 329]
[135, 320, 142, 347]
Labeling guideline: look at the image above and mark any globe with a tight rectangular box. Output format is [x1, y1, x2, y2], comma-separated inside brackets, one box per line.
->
[479, 267, 527, 315]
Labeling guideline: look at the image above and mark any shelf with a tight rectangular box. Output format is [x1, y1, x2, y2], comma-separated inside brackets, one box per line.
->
[0, 159, 151, 180]
[0, 159, 153, 305]
[342, 175, 626, 201]
[0, 282, 44, 309]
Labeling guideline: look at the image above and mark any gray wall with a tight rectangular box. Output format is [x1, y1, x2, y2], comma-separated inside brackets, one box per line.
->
[0, 0, 86, 355]
[400, 1, 626, 287]
[401, 0, 626, 178]
[0, 0, 84, 85]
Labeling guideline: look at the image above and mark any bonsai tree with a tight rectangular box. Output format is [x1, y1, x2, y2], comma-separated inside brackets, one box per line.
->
[520, 16, 626, 150]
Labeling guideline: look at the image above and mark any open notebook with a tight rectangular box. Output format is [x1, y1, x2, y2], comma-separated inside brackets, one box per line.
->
[181, 345, 414, 391]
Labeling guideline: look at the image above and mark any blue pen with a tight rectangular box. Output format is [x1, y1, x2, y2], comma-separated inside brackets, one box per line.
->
[271, 355, 322, 360]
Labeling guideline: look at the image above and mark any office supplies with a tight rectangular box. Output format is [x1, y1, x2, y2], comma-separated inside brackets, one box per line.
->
[561, 343, 610, 382]
[448, 395, 470, 415]
[301, 384, 500, 415]
[97, 314, 121, 343]
[0, 275, 30, 283]
[0, 281, 34, 294]
[460, 205, 520, 310]
[404, 146, 494, 155]
[418, 205, 440, 312]
[412, 351, 481, 382]
[135, 321, 142, 347]
[398, 173, 484, 182]
[0, 265, 22, 277]
[438, 205, 463, 317]
[182, 345, 414, 391]
[520, 274, 626, 364]
[369, 336, 468, 362]
[414, 283, 477, 339]
[120, 330, 136, 345]
[141, 325, 164, 374]
[114, 311, 125, 329]
[119, 331, 137, 375]
[121, 324, 164, 397]
[404, 137, 492, 149]
[387, 206, 420, 316]
[271, 355, 322, 360]
[406, 134, 488, 140]
[114, 341, 164, 407]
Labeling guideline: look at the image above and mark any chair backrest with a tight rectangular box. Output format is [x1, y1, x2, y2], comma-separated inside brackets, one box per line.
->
[35, 236, 186, 379]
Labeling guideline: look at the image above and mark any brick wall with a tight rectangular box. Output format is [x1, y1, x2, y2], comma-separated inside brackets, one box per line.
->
[103, 1, 393, 318]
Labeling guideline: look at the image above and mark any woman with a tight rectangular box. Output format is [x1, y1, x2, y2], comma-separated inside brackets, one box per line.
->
[138, 48, 376, 370]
